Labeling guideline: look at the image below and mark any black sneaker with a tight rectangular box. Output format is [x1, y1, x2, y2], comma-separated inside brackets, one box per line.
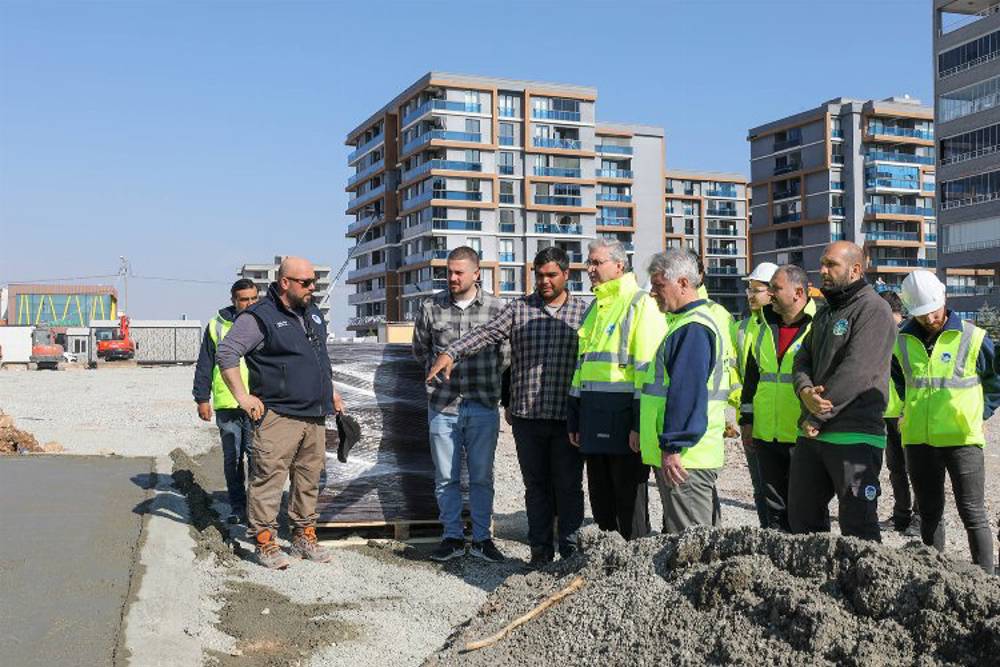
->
[558, 544, 578, 560]
[529, 547, 554, 568]
[429, 538, 466, 562]
[469, 539, 506, 563]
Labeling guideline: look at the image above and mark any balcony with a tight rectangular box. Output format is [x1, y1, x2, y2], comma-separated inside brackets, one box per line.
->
[348, 314, 387, 328]
[596, 168, 633, 179]
[402, 159, 483, 182]
[941, 144, 1000, 166]
[347, 159, 385, 187]
[535, 195, 582, 206]
[706, 207, 738, 217]
[926, 233, 938, 242]
[500, 193, 516, 204]
[499, 165, 515, 175]
[597, 193, 632, 203]
[947, 285, 996, 296]
[596, 217, 633, 227]
[773, 212, 801, 224]
[773, 163, 801, 176]
[595, 144, 633, 155]
[706, 188, 738, 198]
[831, 181, 845, 191]
[347, 134, 384, 163]
[348, 288, 387, 305]
[499, 135, 516, 146]
[434, 190, 483, 201]
[498, 252, 516, 262]
[772, 188, 800, 201]
[433, 219, 483, 231]
[498, 106, 517, 118]
[832, 206, 846, 216]
[499, 223, 516, 233]
[867, 123, 933, 140]
[707, 246, 739, 256]
[535, 223, 582, 235]
[499, 282, 518, 291]
[567, 281, 584, 291]
[864, 151, 935, 166]
[620, 242, 635, 251]
[831, 233, 845, 241]
[869, 257, 937, 268]
[535, 166, 582, 178]
[831, 129, 844, 138]
[706, 227, 739, 236]
[533, 137, 582, 150]
[865, 204, 934, 216]
[707, 266, 739, 275]
[347, 261, 387, 282]
[864, 230, 919, 241]
[773, 137, 802, 151]
[402, 130, 482, 154]
[532, 109, 581, 121]
[562, 251, 584, 263]
[347, 214, 383, 235]
[347, 183, 386, 209]
[402, 99, 483, 126]
[866, 178, 919, 191]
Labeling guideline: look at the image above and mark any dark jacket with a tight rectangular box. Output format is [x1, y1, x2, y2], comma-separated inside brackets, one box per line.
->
[192, 305, 237, 404]
[240, 284, 333, 418]
[792, 279, 895, 437]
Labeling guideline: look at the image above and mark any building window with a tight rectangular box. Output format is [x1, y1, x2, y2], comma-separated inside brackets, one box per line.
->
[465, 118, 481, 134]
[939, 75, 1000, 122]
[941, 169, 1000, 209]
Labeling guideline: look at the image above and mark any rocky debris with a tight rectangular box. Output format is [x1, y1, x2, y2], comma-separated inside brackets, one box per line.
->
[0, 410, 44, 454]
[427, 526, 1000, 667]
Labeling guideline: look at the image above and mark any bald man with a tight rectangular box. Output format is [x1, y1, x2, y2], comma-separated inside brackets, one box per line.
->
[789, 241, 895, 542]
[218, 256, 342, 569]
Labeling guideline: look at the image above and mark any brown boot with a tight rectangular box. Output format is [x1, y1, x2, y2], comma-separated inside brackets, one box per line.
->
[290, 526, 332, 563]
[254, 530, 290, 570]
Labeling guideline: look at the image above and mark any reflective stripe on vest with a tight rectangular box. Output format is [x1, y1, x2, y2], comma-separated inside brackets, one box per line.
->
[895, 321, 986, 447]
[751, 316, 811, 443]
[638, 306, 729, 469]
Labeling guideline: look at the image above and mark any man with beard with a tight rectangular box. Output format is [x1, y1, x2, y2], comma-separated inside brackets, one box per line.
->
[789, 241, 895, 542]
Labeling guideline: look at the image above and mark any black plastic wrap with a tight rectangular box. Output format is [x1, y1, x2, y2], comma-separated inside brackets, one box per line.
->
[318, 342, 441, 525]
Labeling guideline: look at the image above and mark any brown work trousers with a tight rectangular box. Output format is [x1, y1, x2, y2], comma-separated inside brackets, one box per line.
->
[247, 410, 326, 536]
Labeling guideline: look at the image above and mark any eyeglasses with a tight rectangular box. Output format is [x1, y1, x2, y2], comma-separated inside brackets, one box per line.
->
[745, 287, 769, 295]
[285, 276, 316, 288]
[586, 258, 613, 268]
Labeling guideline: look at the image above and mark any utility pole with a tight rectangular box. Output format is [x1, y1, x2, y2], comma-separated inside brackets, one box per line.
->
[118, 256, 130, 315]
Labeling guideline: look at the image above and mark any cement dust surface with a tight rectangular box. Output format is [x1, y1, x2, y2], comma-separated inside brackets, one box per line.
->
[428, 525, 1000, 667]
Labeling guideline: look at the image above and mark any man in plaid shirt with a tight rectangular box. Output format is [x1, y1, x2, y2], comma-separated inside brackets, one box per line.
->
[414, 246, 510, 563]
[427, 247, 587, 566]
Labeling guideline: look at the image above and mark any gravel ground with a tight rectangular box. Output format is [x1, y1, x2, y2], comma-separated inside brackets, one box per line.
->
[2, 365, 998, 666]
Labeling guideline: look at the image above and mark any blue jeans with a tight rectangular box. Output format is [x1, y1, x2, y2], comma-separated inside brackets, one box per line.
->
[428, 401, 500, 542]
[216, 409, 253, 514]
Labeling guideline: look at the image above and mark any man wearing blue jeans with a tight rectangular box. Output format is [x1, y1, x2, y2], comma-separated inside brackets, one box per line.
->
[414, 246, 509, 563]
[192, 278, 260, 524]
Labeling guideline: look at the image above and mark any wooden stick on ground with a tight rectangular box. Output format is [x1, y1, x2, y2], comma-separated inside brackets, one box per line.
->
[462, 575, 585, 652]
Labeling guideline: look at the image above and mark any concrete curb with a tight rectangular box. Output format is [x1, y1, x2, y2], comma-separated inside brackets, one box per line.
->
[122, 456, 202, 666]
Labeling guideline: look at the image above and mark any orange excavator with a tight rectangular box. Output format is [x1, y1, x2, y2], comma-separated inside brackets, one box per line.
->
[96, 315, 136, 361]
[30, 327, 64, 370]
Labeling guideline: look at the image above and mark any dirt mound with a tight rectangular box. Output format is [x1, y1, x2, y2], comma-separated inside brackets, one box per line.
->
[427, 526, 1000, 666]
[1, 411, 40, 454]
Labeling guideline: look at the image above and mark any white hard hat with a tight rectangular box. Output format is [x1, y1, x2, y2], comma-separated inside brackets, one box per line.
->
[900, 270, 946, 317]
[743, 262, 778, 283]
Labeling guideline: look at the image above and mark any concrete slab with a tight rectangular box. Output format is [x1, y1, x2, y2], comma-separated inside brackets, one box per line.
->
[0, 455, 153, 667]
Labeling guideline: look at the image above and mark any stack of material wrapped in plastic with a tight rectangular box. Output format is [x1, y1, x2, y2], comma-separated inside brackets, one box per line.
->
[318, 342, 442, 526]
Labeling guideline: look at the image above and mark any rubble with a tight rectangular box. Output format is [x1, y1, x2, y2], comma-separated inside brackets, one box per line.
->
[0, 410, 44, 454]
[427, 526, 1000, 667]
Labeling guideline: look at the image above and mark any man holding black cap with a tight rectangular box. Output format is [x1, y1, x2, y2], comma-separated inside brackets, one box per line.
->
[192, 278, 260, 525]
[217, 256, 343, 569]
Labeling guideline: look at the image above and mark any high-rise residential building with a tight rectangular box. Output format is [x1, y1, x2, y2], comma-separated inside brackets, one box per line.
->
[748, 97, 939, 292]
[933, 1, 1000, 316]
[664, 171, 750, 313]
[343, 72, 742, 335]
[237, 256, 332, 320]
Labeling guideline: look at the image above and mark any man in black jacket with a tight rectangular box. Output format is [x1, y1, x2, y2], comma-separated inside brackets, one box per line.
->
[789, 241, 895, 542]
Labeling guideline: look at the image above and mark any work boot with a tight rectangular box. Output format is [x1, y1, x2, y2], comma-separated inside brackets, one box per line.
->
[255, 530, 290, 570]
[289, 526, 333, 563]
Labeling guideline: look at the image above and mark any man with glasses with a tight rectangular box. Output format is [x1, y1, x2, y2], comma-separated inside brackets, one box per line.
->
[192, 278, 260, 525]
[217, 256, 343, 569]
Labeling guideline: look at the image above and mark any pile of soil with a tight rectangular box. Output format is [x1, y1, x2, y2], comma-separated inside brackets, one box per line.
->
[0, 410, 58, 454]
[427, 526, 1000, 666]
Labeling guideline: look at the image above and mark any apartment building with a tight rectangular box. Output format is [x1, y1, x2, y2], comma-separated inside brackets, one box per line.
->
[933, 1, 1000, 316]
[664, 171, 750, 314]
[237, 256, 332, 321]
[748, 97, 939, 293]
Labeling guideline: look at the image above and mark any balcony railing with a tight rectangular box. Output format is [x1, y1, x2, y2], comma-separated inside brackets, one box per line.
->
[402, 99, 483, 126]
[941, 144, 1000, 166]
[499, 223, 516, 233]
[532, 109, 581, 121]
[500, 194, 516, 204]
[533, 137, 582, 150]
[926, 233, 938, 242]
[596, 168, 633, 179]
[433, 219, 483, 231]
[499, 165, 515, 175]
[498, 106, 517, 117]
[535, 223, 582, 234]
[499, 282, 517, 291]
[347, 214, 383, 235]
[498, 252, 516, 262]
[831, 129, 844, 138]
[772, 188, 800, 201]
[773, 137, 802, 151]
[499, 135, 516, 146]
[595, 144, 633, 155]
[431, 249, 450, 259]
[707, 266, 739, 275]
[866, 178, 920, 191]
[707, 246, 738, 256]
[864, 230, 919, 241]
[347, 134, 384, 163]
[402, 159, 483, 182]
[347, 183, 386, 209]
[869, 258, 937, 268]
[831, 181, 845, 191]
[564, 251, 584, 262]
[946, 285, 996, 295]
[348, 314, 387, 327]
[867, 123, 933, 140]
[348, 159, 385, 187]
[434, 190, 483, 201]
[402, 130, 482, 153]
[706, 188, 738, 198]
[597, 193, 632, 202]
[535, 195, 582, 206]
[773, 164, 801, 176]
[864, 151, 935, 166]
[941, 191, 1000, 210]
[596, 217, 633, 227]
[773, 212, 801, 224]
[866, 203, 935, 216]
[706, 208, 738, 217]
[832, 206, 846, 216]
[706, 227, 738, 236]
[535, 166, 582, 178]
[567, 281, 584, 291]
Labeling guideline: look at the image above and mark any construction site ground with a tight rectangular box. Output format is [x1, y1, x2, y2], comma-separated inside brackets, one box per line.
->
[1, 365, 998, 666]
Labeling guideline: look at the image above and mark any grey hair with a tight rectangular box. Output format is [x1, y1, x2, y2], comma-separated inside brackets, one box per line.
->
[775, 264, 809, 292]
[587, 237, 628, 265]
[647, 249, 699, 284]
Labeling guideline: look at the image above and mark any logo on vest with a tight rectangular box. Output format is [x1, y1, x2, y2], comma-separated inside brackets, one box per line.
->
[311, 313, 322, 324]
[863, 485, 878, 501]
[275, 320, 290, 329]
[605, 323, 616, 336]
[941, 352, 953, 363]
[832, 319, 849, 336]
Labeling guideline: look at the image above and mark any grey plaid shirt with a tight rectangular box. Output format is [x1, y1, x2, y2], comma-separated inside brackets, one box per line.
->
[412, 288, 510, 414]
[445, 292, 587, 421]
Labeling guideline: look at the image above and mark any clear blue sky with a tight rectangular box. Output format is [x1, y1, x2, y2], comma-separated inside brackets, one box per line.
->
[0, 0, 931, 332]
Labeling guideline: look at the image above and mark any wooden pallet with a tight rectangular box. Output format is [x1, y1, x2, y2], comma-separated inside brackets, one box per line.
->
[316, 519, 446, 546]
